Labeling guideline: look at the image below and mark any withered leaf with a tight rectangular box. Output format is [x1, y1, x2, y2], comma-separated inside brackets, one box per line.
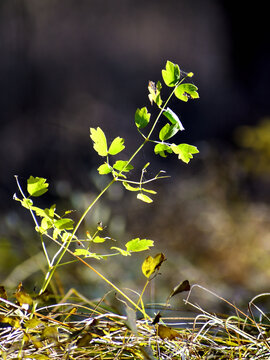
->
[152, 311, 162, 325]
[157, 324, 181, 340]
[168, 280, 190, 300]
[0, 286, 7, 300]
[142, 253, 166, 278]
[76, 333, 93, 347]
[14, 282, 33, 306]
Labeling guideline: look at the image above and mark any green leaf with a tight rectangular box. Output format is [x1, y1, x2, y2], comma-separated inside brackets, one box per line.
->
[20, 197, 34, 209]
[142, 253, 166, 278]
[135, 107, 151, 129]
[97, 163, 112, 175]
[141, 188, 157, 194]
[90, 127, 108, 156]
[111, 246, 131, 256]
[125, 238, 154, 252]
[137, 193, 153, 203]
[154, 143, 172, 158]
[159, 123, 179, 141]
[122, 182, 140, 192]
[163, 107, 184, 131]
[148, 81, 162, 107]
[27, 176, 49, 197]
[40, 217, 53, 232]
[62, 232, 71, 243]
[54, 218, 74, 230]
[108, 137, 125, 155]
[113, 160, 134, 172]
[74, 249, 103, 259]
[174, 83, 199, 102]
[171, 143, 199, 163]
[162, 61, 180, 87]
[92, 235, 106, 243]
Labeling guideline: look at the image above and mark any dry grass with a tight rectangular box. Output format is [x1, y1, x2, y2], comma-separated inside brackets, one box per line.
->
[1, 285, 270, 359]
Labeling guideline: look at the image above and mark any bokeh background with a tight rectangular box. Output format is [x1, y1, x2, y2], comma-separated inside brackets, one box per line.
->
[0, 1, 269, 312]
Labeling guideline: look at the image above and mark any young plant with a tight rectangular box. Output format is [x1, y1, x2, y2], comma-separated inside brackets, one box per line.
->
[14, 60, 199, 315]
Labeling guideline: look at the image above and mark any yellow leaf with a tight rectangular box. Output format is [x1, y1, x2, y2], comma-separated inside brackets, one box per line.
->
[141, 253, 165, 278]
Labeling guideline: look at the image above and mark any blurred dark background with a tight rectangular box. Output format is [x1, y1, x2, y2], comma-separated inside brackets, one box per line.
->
[0, 0, 269, 311]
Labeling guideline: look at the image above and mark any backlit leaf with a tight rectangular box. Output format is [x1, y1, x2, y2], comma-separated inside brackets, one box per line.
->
[92, 235, 106, 243]
[162, 61, 180, 87]
[125, 238, 154, 252]
[154, 143, 172, 158]
[97, 163, 112, 175]
[27, 176, 49, 197]
[159, 123, 179, 141]
[111, 246, 131, 256]
[21, 198, 33, 209]
[113, 160, 134, 172]
[54, 218, 74, 230]
[137, 193, 153, 203]
[135, 107, 151, 129]
[163, 107, 184, 131]
[171, 143, 199, 163]
[122, 182, 140, 192]
[175, 83, 199, 102]
[148, 81, 162, 107]
[74, 249, 103, 259]
[90, 127, 108, 156]
[141, 188, 157, 194]
[142, 253, 166, 278]
[108, 137, 125, 155]
[40, 217, 53, 232]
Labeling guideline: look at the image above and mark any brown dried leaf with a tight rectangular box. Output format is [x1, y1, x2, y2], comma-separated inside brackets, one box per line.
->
[157, 324, 181, 340]
[168, 280, 190, 301]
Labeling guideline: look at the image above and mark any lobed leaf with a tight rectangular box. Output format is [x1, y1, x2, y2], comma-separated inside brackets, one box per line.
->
[154, 143, 173, 158]
[111, 246, 131, 256]
[174, 83, 199, 102]
[97, 163, 112, 175]
[54, 218, 74, 230]
[125, 238, 154, 252]
[171, 143, 199, 163]
[162, 61, 180, 87]
[74, 249, 103, 259]
[113, 160, 134, 172]
[135, 107, 151, 129]
[27, 176, 49, 197]
[148, 81, 162, 107]
[108, 136, 125, 155]
[90, 127, 108, 156]
[92, 235, 106, 243]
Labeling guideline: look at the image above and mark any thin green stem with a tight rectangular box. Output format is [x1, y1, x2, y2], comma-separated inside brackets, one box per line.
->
[39, 178, 116, 295]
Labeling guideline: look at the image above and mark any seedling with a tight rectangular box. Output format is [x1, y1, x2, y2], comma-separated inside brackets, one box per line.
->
[14, 60, 199, 315]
